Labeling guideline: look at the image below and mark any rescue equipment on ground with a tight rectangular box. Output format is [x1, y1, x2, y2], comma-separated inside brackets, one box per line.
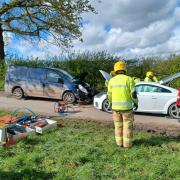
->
[0, 123, 8, 144]
[54, 101, 75, 113]
[0, 107, 57, 147]
[0, 115, 17, 124]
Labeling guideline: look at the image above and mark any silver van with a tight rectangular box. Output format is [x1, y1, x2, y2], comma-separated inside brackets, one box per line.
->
[5, 66, 93, 103]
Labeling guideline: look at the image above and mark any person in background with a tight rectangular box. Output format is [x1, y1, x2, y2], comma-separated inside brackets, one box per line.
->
[108, 61, 138, 148]
[105, 71, 116, 88]
[144, 71, 158, 82]
[132, 77, 141, 84]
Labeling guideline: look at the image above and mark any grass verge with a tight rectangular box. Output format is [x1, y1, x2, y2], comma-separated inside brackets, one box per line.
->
[0, 114, 179, 179]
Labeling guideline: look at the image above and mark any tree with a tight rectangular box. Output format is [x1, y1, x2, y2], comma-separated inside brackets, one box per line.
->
[0, 0, 94, 62]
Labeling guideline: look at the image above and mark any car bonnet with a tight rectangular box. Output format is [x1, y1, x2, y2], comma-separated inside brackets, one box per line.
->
[99, 70, 111, 81]
[159, 72, 180, 85]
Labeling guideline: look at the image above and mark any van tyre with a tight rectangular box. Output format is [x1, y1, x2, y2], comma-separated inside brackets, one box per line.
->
[63, 92, 76, 104]
[13, 88, 24, 99]
[168, 103, 180, 119]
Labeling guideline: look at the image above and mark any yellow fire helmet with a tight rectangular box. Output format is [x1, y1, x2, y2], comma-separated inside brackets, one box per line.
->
[146, 71, 154, 78]
[114, 61, 127, 73]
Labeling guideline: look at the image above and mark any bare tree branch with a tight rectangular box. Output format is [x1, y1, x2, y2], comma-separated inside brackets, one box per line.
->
[0, 0, 95, 61]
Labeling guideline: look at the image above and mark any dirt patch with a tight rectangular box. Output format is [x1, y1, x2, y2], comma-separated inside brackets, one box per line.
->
[61, 117, 180, 137]
[134, 122, 180, 137]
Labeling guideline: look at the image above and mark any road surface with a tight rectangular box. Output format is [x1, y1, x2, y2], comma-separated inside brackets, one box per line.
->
[0, 93, 179, 136]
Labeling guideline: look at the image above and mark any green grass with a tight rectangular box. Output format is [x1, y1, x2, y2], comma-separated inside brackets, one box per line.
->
[0, 117, 180, 180]
[0, 80, 4, 90]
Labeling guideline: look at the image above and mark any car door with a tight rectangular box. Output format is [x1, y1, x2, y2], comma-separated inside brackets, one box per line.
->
[136, 84, 175, 113]
[44, 70, 65, 98]
[151, 86, 175, 112]
[26, 68, 45, 97]
[136, 84, 159, 112]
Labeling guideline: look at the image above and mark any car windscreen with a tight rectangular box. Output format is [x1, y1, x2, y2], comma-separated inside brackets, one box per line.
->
[57, 69, 75, 82]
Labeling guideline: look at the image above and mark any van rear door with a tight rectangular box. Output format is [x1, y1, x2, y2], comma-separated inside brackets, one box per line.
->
[44, 69, 64, 98]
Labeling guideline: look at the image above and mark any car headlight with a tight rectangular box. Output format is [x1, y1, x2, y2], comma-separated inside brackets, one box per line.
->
[78, 84, 88, 94]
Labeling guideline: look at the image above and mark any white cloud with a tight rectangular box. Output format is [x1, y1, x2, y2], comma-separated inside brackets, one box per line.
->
[86, 0, 178, 31]
[71, 0, 180, 58]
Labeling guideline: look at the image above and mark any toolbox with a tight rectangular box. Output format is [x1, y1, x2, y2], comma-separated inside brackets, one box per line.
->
[30, 119, 57, 134]
[0, 123, 8, 144]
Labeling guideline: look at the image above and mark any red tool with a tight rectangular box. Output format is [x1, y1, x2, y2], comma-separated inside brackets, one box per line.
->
[0, 115, 17, 124]
[176, 88, 180, 107]
[54, 101, 69, 113]
[33, 121, 48, 128]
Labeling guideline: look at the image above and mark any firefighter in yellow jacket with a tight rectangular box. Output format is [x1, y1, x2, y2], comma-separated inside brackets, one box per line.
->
[144, 71, 158, 82]
[108, 61, 138, 148]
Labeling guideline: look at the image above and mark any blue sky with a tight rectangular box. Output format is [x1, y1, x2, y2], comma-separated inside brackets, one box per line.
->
[4, 0, 180, 59]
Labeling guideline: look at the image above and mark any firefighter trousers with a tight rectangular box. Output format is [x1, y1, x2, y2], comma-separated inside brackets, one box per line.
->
[112, 111, 134, 148]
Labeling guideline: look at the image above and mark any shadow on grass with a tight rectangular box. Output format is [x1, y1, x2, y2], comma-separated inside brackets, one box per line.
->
[23, 136, 46, 146]
[0, 170, 55, 180]
[133, 135, 180, 147]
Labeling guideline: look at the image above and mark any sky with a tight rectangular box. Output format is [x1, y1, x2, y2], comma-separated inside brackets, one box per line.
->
[5, 0, 180, 59]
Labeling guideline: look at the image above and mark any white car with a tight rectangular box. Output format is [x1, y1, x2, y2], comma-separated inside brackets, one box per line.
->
[94, 71, 180, 119]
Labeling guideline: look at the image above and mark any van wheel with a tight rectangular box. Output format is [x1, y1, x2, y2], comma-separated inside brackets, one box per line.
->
[13, 88, 24, 99]
[63, 92, 76, 104]
[168, 103, 180, 119]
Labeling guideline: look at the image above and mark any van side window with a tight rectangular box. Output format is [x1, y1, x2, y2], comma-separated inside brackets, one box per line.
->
[9, 67, 27, 81]
[29, 68, 45, 81]
[47, 71, 61, 83]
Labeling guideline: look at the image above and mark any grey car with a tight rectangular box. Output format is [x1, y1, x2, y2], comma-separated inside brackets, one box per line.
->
[5, 66, 93, 103]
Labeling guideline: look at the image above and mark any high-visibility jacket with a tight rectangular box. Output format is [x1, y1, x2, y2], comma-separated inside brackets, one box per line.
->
[105, 80, 109, 87]
[108, 74, 138, 111]
[133, 77, 141, 84]
[144, 76, 158, 82]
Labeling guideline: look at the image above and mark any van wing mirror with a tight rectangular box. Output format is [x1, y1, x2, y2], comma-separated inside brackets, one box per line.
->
[58, 78, 64, 84]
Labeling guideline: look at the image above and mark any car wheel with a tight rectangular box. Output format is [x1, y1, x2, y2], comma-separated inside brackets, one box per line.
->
[102, 99, 112, 113]
[168, 103, 180, 119]
[63, 91, 76, 104]
[13, 88, 24, 99]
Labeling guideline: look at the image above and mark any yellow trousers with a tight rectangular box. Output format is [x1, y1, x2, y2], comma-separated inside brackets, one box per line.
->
[112, 111, 134, 148]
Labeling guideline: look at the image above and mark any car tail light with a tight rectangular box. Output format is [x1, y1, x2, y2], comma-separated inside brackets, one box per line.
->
[176, 88, 180, 107]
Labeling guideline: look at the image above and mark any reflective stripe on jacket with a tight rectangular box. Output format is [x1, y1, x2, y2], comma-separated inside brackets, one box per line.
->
[108, 74, 138, 111]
